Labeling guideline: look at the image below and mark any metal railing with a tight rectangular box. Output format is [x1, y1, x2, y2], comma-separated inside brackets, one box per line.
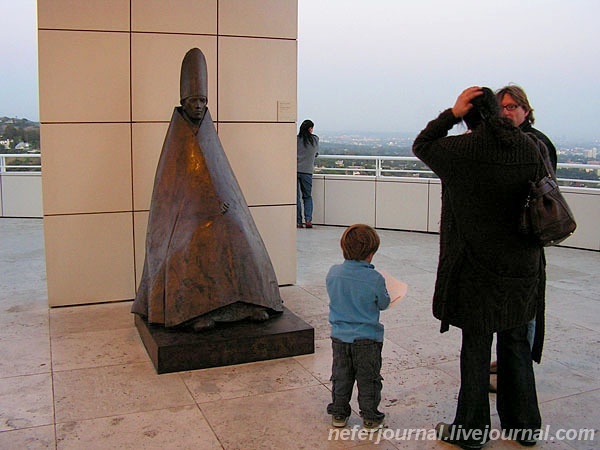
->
[315, 155, 600, 188]
[0, 153, 41, 172]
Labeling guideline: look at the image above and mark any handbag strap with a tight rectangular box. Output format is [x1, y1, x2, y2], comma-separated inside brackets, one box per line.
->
[525, 133, 553, 180]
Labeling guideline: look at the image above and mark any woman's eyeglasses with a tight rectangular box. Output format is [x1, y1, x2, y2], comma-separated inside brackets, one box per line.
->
[501, 104, 520, 111]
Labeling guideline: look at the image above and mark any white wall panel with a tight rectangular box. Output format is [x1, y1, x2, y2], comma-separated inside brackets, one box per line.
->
[218, 123, 296, 206]
[219, 0, 297, 39]
[132, 0, 217, 34]
[561, 189, 600, 250]
[324, 177, 375, 227]
[376, 179, 429, 232]
[38, 0, 129, 31]
[41, 123, 132, 215]
[250, 205, 296, 285]
[131, 34, 217, 122]
[38, 31, 130, 123]
[44, 213, 135, 306]
[132, 122, 170, 211]
[133, 211, 149, 288]
[218, 37, 296, 122]
[428, 182, 442, 233]
[1, 174, 43, 218]
[312, 176, 325, 224]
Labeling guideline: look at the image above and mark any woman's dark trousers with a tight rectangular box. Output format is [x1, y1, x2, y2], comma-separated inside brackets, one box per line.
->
[454, 324, 541, 444]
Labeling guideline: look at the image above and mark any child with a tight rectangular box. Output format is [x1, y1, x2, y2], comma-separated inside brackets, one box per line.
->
[326, 224, 391, 429]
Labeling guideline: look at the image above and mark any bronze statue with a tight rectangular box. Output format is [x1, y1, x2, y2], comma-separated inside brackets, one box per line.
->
[132, 48, 283, 331]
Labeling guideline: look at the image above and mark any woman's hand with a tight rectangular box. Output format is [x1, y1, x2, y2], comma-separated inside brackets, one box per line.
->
[451, 86, 483, 118]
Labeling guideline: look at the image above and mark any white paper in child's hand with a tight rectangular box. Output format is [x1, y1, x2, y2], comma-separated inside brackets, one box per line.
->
[379, 270, 408, 307]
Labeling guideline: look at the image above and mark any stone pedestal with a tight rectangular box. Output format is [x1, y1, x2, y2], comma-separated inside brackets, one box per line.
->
[135, 307, 314, 374]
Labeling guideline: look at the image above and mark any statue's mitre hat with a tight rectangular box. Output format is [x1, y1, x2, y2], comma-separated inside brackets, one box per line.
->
[180, 48, 208, 101]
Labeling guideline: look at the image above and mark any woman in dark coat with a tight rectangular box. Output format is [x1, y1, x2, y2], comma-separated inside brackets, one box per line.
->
[413, 87, 546, 448]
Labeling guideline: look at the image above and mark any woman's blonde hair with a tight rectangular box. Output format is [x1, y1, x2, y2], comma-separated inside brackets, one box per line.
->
[340, 224, 380, 261]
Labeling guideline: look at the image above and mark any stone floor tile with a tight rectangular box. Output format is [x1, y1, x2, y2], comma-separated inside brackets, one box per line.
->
[294, 338, 333, 384]
[365, 366, 458, 432]
[49, 301, 134, 336]
[53, 362, 194, 422]
[534, 390, 600, 450]
[51, 327, 148, 371]
[296, 284, 330, 303]
[200, 384, 350, 449]
[303, 312, 332, 341]
[0, 336, 50, 377]
[181, 358, 320, 403]
[379, 339, 428, 373]
[380, 297, 437, 329]
[0, 373, 54, 431]
[385, 324, 462, 368]
[547, 296, 600, 332]
[542, 334, 600, 380]
[55, 406, 221, 450]
[0, 289, 48, 314]
[0, 309, 49, 341]
[0, 425, 55, 449]
[543, 314, 598, 344]
[280, 285, 329, 317]
[535, 359, 600, 403]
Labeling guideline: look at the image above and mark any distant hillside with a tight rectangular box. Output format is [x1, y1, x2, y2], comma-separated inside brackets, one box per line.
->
[0, 117, 40, 151]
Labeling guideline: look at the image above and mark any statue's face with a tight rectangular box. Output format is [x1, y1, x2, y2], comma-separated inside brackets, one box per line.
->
[182, 95, 208, 121]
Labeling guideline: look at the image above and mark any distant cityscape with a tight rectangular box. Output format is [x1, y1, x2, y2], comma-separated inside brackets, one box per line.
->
[314, 131, 600, 187]
[317, 130, 599, 161]
[1, 117, 599, 186]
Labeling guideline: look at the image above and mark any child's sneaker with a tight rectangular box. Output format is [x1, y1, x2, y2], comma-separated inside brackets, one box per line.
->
[362, 418, 385, 430]
[331, 415, 349, 428]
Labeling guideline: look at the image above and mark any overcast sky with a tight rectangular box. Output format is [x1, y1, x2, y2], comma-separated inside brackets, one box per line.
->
[2, 1, 599, 141]
[298, 0, 600, 141]
[1, 0, 38, 122]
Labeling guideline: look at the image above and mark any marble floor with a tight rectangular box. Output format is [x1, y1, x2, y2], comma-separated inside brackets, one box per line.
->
[0, 218, 598, 449]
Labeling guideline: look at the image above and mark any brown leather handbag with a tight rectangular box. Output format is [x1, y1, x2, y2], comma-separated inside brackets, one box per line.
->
[518, 136, 577, 246]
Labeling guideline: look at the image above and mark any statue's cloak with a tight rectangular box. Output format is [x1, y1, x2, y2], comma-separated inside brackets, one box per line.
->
[132, 107, 283, 327]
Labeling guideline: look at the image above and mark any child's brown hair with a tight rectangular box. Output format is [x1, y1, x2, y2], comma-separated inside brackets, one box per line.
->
[340, 224, 380, 261]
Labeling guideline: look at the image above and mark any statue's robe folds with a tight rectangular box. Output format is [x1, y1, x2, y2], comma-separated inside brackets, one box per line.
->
[132, 108, 283, 327]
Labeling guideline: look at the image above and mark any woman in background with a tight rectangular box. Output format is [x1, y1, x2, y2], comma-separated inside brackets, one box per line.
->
[297, 119, 319, 228]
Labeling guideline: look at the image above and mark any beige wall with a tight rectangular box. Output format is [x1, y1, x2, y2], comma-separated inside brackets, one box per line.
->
[38, 0, 298, 306]
[312, 175, 598, 250]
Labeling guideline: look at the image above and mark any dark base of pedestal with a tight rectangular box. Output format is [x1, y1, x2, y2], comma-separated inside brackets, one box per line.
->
[134, 307, 315, 374]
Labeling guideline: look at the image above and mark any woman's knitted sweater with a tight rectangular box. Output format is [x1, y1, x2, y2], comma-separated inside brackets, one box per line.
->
[413, 109, 547, 361]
